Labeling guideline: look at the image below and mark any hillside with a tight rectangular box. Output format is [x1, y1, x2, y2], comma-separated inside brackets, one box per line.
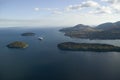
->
[60, 24, 96, 32]
[96, 21, 120, 30]
[60, 21, 120, 39]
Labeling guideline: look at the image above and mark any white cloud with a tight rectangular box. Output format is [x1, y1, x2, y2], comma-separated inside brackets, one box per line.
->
[52, 11, 63, 14]
[111, 4, 120, 12]
[34, 7, 63, 15]
[34, 8, 40, 11]
[100, 0, 120, 13]
[101, 0, 120, 4]
[65, 5, 81, 11]
[32, 0, 120, 16]
[65, 1, 99, 11]
[34, 1, 120, 15]
[42, 8, 59, 11]
[81, 0, 100, 7]
[90, 6, 112, 14]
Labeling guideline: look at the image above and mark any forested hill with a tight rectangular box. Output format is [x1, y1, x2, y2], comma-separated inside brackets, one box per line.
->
[60, 21, 120, 39]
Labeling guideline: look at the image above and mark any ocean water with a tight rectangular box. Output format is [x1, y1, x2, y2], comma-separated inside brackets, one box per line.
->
[0, 27, 120, 80]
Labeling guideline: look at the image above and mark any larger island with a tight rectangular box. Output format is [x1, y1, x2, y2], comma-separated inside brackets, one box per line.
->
[60, 21, 120, 39]
[58, 42, 120, 52]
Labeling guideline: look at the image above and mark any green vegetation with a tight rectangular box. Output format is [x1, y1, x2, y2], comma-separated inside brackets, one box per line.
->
[58, 42, 120, 52]
[7, 41, 28, 48]
[21, 32, 36, 36]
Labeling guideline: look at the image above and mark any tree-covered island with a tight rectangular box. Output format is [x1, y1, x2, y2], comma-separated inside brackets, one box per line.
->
[7, 41, 29, 48]
[21, 32, 36, 36]
[58, 42, 120, 52]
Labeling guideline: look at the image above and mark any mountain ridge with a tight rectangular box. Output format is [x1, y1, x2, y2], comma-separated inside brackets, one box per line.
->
[60, 21, 120, 39]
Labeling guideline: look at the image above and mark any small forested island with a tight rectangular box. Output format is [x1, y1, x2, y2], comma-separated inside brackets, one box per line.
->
[57, 42, 120, 52]
[60, 21, 120, 39]
[21, 32, 36, 36]
[7, 41, 29, 48]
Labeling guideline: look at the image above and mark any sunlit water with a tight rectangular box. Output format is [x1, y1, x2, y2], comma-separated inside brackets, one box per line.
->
[0, 27, 120, 80]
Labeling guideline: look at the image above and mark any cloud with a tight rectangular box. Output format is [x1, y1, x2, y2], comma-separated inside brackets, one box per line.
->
[101, 0, 120, 4]
[65, 0, 99, 11]
[90, 6, 112, 14]
[111, 4, 120, 13]
[81, 0, 100, 7]
[34, 8, 40, 11]
[52, 11, 63, 14]
[65, 5, 81, 11]
[100, 0, 120, 13]
[34, 7, 63, 15]
[42, 8, 62, 15]
[38, 7, 59, 11]
[33, 0, 120, 15]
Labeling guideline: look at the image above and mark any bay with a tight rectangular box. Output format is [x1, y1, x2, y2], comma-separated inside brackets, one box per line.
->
[0, 27, 120, 80]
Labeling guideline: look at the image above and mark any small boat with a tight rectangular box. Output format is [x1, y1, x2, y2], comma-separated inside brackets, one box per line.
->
[38, 37, 43, 40]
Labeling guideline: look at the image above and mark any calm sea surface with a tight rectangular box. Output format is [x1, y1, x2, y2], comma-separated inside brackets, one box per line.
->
[0, 27, 120, 80]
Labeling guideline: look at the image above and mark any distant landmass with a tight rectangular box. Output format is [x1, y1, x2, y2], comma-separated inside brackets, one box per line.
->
[60, 21, 120, 39]
[58, 42, 120, 52]
[21, 32, 36, 36]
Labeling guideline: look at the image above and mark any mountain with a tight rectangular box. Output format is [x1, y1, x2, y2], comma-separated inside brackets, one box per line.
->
[115, 21, 120, 27]
[73, 24, 90, 29]
[60, 21, 120, 39]
[60, 24, 96, 32]
[96, 21, 120, 30]
[96, 22, 117, 30]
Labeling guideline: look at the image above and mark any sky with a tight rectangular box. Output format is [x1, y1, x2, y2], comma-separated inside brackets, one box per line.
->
[0, 0, 120, 27]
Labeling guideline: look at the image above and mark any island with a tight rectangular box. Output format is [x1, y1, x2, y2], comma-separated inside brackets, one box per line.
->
[57, 42, 120, 52]
[7, 41, 29, 48]
[21, 32, 36, 36]
[60, 21, 120, 39]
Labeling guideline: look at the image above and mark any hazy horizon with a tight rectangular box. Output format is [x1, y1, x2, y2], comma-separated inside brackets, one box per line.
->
[0, 0, 120, 27]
